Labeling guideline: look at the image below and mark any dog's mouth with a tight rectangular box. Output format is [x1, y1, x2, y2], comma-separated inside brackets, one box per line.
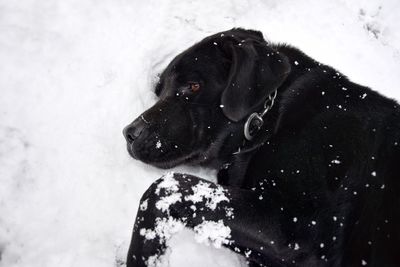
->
[126, 142, 139, 159]
[125, 132, 197, 169]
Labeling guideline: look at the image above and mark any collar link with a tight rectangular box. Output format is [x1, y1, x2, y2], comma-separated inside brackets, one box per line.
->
[244, 90, 277, 141]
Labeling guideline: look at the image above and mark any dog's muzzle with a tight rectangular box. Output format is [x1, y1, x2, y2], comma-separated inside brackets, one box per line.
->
[123, 116, 147, 148]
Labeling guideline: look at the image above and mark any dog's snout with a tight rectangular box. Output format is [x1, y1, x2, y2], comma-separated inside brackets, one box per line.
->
[123, 118, 146, 144]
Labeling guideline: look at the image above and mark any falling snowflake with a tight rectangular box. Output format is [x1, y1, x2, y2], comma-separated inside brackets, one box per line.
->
[156, 140, 162, 149]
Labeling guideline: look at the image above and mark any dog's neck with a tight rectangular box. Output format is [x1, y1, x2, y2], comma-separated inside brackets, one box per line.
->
[234, 45, 321, 149]
[218, 44, 323, 186]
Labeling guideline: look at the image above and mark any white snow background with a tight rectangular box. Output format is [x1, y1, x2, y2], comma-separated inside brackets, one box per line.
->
[0, 0, 399, 266]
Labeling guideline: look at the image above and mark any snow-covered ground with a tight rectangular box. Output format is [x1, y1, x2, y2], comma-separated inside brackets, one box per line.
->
[0, 0, 399, 266]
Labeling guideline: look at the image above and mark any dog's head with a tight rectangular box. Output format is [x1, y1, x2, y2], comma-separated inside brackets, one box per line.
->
[123, 28, 290, 169]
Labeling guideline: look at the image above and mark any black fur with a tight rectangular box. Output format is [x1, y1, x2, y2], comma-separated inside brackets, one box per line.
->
[123, 28, 400, 267]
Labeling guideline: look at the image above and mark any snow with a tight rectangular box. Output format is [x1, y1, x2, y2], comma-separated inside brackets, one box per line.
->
[193, 220, 232, 248]
[156, 192, 182, 213]
[140, 198, 149, 211]
[184, 181, 229, 210]
[1, 0, 400, 267]
[155, 172, 180, 195]
[156, 228, 245, 267]
[156, 140, 162, 149]
[149, 217, 186, 244]
[139, 228, 157, 241]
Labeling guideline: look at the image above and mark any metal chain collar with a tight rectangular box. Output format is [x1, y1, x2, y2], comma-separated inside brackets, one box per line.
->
[244, 90, 277, 141]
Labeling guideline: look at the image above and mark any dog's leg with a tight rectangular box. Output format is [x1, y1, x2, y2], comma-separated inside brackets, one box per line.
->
[126, 173, 295, 267]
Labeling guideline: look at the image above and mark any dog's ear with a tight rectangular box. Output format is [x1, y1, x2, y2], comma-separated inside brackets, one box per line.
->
[220, 39, 291, 122]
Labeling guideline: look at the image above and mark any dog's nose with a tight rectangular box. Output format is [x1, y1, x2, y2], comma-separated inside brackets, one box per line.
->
[123, 118, 146, 144]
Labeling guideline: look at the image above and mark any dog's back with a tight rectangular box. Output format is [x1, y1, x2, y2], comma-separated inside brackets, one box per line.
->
[234, 46, 400, 266]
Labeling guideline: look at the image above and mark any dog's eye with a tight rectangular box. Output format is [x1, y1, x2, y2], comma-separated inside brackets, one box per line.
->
[189, 82, 200, 92]
[177, 82, 201, 97]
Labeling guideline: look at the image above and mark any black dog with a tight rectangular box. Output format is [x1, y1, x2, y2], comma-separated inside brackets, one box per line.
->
[123, 28, 400, 267]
